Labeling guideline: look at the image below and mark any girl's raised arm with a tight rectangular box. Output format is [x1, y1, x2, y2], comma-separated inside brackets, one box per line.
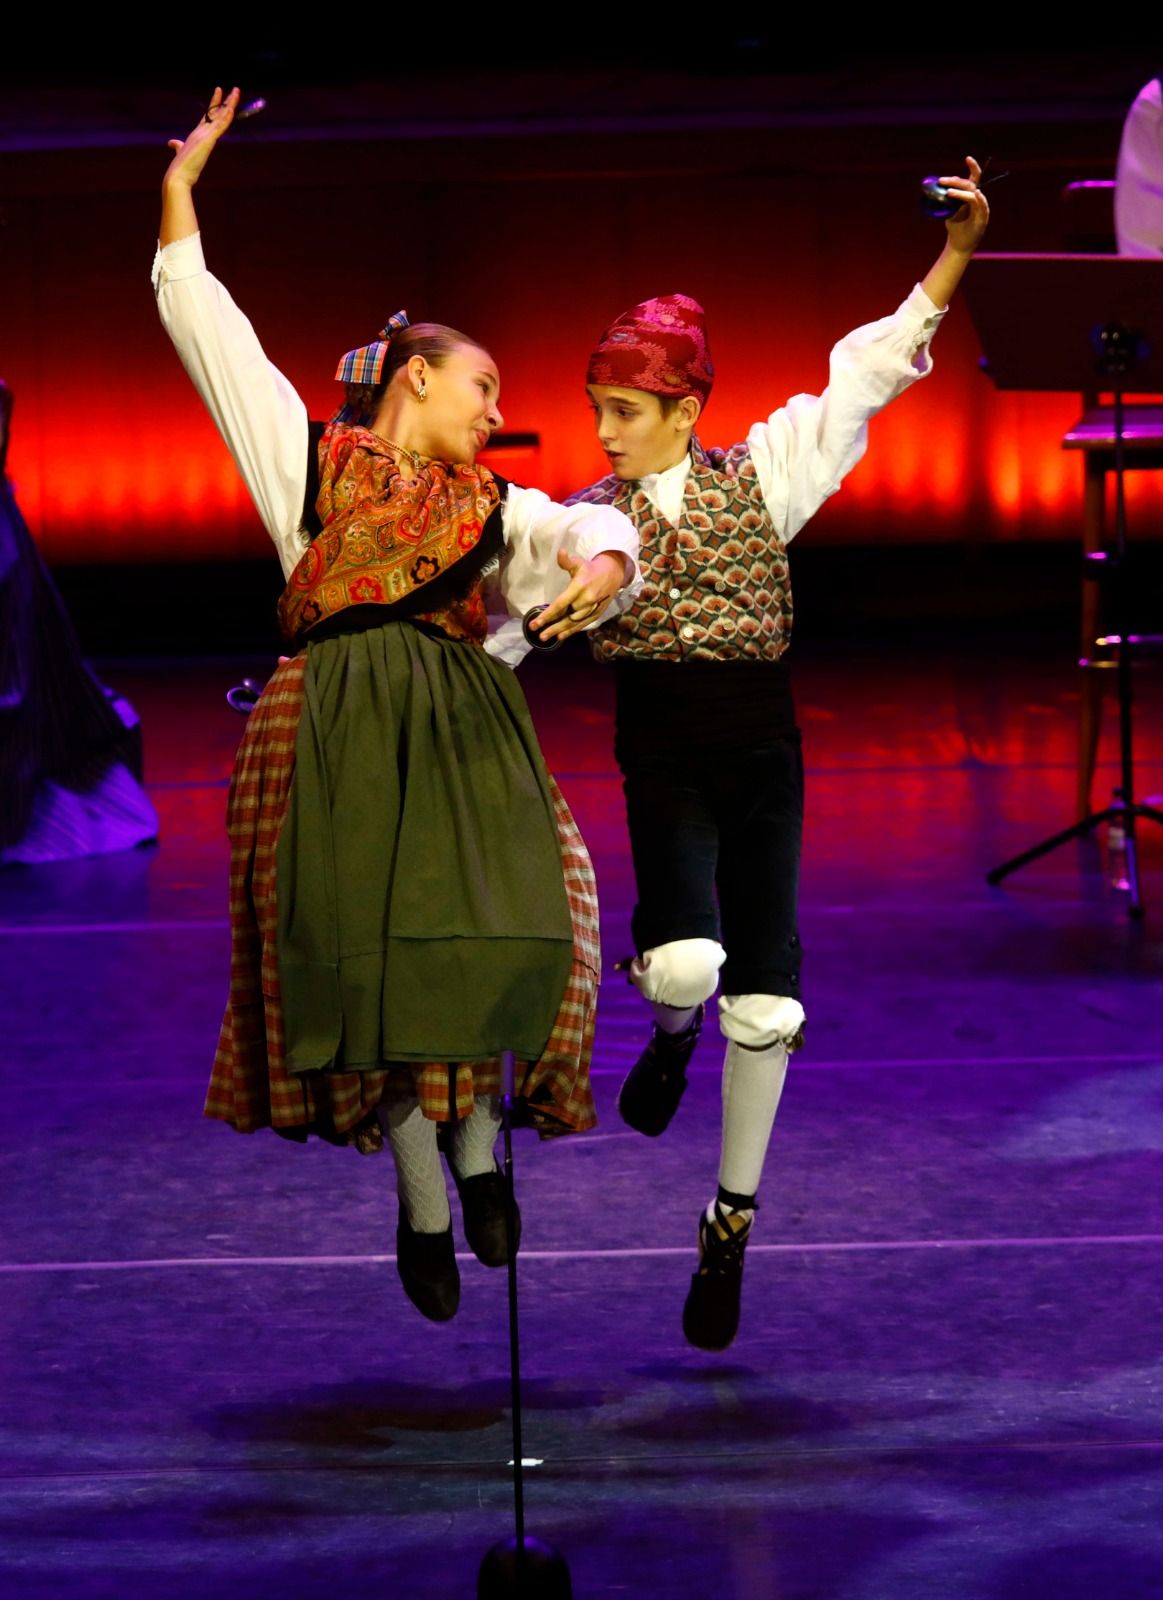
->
[154, 87, 310, 574]
[160, 86, 240, 245]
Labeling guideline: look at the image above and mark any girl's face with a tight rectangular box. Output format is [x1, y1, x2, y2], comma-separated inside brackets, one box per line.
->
[420, 345, 504, 464]
[586, 385, 693, 481]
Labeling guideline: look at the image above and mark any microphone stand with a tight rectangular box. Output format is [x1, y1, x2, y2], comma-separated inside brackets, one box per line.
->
[224, 685, 575, 1589]
[477, 1052, 572, 1599]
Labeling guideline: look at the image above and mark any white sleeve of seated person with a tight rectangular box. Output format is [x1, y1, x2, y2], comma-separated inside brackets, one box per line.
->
[1116, 78, 1163, 257]
[153, 231, 311, 578]
[746, 285, 946, 545]
[484, 487, 642, 667]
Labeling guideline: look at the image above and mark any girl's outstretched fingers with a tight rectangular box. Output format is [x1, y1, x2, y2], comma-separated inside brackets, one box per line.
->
[164, 87, 241, 179]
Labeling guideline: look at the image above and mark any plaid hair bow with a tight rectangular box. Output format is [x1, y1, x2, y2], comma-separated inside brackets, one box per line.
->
[333, 310, 411, 386]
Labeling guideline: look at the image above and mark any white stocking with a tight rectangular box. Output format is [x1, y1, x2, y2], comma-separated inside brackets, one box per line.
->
[449, 1093, 502, 1179]
[717, 1039, 788, 1204]
[650, 1001, 699, 1034]
[377, 1092, 451, 1233]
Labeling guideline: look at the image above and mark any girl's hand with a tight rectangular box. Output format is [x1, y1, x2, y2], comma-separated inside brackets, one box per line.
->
[936, 156, 990, 255]
[530, 549, 629, 641]
[163, 86, 240, 192]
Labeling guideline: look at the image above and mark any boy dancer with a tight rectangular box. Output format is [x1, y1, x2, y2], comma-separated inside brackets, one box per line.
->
[562, 160, 989, 1349]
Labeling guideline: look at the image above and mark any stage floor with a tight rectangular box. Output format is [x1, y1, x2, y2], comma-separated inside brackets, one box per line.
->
[2, 638, 1162, 1599]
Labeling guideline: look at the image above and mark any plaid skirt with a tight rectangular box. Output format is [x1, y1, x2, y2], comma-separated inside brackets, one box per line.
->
[205, 650, 600, 1146]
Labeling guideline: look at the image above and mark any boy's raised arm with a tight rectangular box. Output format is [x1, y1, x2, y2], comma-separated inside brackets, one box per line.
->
[749, 157, 989, 542]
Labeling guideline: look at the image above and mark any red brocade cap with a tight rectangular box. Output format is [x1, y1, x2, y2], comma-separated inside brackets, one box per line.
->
[586, 292, 714, 405]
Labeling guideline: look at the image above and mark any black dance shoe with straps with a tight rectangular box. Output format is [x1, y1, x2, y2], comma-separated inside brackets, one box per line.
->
[682, 1198, 754, 1352]
[616, 1004, 704, 1136]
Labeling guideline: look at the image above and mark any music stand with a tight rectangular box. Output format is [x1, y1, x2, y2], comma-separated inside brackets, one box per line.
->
[961, 255, 1163, 916]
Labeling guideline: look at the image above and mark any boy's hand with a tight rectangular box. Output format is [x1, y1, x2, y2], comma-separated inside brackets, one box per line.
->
[936, 156, 990, 255]
[529, 549, 629, 642]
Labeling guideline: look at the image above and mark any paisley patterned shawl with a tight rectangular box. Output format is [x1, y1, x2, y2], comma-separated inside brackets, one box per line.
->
[277, 423, 501, 643]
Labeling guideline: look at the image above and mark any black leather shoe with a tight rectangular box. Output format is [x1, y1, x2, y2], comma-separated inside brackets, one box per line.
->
[616, 1004, 704, 1136]
[454, 1165, 521, 1268]
[396, 1210, 460, 1322]
[682, 1200, 752, 1351]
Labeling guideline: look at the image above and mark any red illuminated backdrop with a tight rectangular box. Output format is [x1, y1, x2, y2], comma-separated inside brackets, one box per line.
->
[3, 118, 1160, 565]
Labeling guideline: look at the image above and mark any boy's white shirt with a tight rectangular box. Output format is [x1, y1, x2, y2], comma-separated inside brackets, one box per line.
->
[635, 283, 945, 534]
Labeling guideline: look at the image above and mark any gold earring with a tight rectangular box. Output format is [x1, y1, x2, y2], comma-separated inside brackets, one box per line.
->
[416, 379, 427, 402]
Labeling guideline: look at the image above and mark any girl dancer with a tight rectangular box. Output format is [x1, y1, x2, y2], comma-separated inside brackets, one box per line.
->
[156, 89, 639, 1323]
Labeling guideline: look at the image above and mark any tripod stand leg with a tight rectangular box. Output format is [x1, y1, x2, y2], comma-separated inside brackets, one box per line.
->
[986, 809, 1114, 885]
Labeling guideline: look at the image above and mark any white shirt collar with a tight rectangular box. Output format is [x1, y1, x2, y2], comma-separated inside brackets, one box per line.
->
[637, 450, 693, 525]
[639, 452, 692, 493]
[636, 451, 691, 524]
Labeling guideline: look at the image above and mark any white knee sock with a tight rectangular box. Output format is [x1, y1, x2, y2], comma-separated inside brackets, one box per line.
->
[377, 1093, 451, 1233]
[449, 1093, 502, 1179]
[651, 1002, 699, 1034]
[717, 1039, 789, 1204]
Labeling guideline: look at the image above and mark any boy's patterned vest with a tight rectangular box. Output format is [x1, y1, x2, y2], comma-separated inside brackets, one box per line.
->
[568, 437, 792, 663]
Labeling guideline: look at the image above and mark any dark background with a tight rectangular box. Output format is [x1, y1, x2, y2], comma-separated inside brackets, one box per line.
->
[2, 42, 1161, 652]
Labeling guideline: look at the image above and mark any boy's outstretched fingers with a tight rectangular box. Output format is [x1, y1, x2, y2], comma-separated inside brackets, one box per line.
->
[529, 578, 585, 642]
[937, 157, 990, 247]
[527, 547, 617, 640]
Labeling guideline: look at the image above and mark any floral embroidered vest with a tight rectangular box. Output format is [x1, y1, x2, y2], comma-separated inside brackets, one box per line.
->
[568, 437, 792, 664]
[278, 424, 501, 646]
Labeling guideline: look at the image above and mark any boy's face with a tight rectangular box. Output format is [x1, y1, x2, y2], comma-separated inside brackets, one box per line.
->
[586, 385, 696, 481]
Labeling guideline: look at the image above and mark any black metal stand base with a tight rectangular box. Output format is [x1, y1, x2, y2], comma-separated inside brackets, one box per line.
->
[478, 1537, 574, 1598]
[987, 799, 1163, 918]
[477, 1057, 573, 1599]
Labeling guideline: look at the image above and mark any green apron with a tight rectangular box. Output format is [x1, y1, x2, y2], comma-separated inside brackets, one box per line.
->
[276, 621, 573, 1071]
